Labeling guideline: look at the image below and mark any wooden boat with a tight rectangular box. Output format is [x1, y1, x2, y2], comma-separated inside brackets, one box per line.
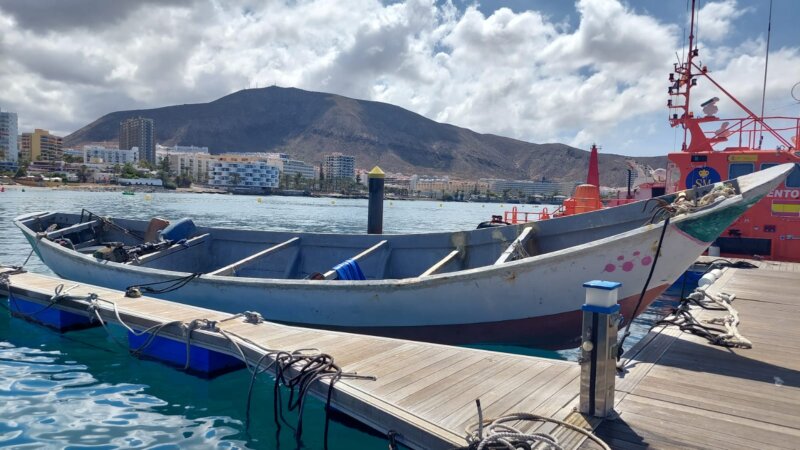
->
[14, 164, 793, 349]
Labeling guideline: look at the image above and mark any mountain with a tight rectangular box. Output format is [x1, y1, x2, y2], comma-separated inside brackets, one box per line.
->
[65, 87, 667, 186]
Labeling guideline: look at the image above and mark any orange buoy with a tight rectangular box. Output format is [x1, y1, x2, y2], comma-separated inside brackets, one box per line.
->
[573, 184, 603, 214]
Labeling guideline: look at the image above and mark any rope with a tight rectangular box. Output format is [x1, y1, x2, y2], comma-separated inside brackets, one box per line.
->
[0, 268, 27, 312]
[125, 273, 202, 296]
[461, 400, 611, 450]
[21, 247, 36, 267]
[659, 289, 752, 348]
[620, 183, 739, 360]
[645, 183, 738, 224]
[617, 216, 670, 361]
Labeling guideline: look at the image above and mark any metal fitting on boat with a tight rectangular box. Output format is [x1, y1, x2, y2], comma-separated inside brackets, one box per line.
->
[243, 311, 264, 324]
[125, 287, 142, 298]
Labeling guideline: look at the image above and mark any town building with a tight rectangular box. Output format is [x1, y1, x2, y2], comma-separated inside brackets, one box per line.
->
[0, 109, 18, 167]
[323, 153, 355, 180]
[119, 117, 155, 164]
[25, 160, 66, 175]
[19, 129, 63, 162]
[406, 175, 490, 198]
[158, 150, 315, 186]
[157, 144, 209, 154]
[484, 179, 579, 197]
[83, 145, 139, 165]
[269, 154, 316, 179]
[209, 155, 280, 189]
[166, 152, 216, 184]
[155, 144, 210, 165]
[62, 148, 85, 159]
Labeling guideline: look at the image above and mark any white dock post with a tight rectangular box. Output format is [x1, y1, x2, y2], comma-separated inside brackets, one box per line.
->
[579, 280, 622, 418]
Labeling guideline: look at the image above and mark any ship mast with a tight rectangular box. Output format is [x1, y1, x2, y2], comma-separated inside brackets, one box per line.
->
[667, 0, 793, 152]
[668, 0, 699, 152]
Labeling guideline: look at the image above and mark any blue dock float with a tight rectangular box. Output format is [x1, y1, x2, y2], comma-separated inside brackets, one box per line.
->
[128, 331, 245, 376]
[9, 296, 96, 332]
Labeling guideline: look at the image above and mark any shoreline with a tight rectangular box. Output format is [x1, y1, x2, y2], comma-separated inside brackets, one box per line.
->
[0, 182, 562, 204]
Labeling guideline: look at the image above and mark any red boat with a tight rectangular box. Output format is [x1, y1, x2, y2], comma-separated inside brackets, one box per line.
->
[493, 0, 799, 262]
[664, 0, 800, 262]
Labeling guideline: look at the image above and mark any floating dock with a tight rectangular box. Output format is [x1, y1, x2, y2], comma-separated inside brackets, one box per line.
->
[3, 259, 799, 449]
[593, 258, 800, 449]
[0, 267, 596, 450]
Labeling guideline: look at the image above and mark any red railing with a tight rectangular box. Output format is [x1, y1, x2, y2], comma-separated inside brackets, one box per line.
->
[694, 116, 800, 149]
[504, 205, 566, 224]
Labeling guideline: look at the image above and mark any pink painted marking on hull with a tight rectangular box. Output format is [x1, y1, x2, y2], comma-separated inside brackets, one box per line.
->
[292, 284, 671, 350]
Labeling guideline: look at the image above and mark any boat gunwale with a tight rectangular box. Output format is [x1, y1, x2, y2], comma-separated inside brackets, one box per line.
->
[8, 194, 745, 289]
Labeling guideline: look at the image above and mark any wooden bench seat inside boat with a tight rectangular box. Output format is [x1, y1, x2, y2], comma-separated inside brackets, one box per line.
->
[323, 240, 389, 280]
[419, 249, 461, 277]
[46, 220, 102, 241]
[494, 226, 535, 265]
[208, 237, 300, 277]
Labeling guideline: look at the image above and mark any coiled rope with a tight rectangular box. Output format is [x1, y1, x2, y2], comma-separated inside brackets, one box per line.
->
[461, 400, 610, 450]
[658, 288, 752, 348]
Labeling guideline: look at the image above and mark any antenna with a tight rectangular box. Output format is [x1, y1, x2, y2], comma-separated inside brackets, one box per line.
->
[758, 0, 773, 147]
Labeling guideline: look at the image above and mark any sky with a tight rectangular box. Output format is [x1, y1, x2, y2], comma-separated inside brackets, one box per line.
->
[0, 0, 798, 157]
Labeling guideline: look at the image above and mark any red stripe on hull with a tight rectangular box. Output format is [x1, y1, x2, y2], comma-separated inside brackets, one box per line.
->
[288, 284, 671, 350]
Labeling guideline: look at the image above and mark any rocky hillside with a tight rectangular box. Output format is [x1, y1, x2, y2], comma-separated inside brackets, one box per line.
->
[65, 86, 667, 186]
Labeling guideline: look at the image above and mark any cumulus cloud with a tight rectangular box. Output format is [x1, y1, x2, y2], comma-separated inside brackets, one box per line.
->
[695, 0, 749, 42]
[0, 0, 796, 156]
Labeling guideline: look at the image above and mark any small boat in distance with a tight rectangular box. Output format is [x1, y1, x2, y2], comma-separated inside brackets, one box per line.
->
[122, 190, 135, 196]
[14, 164, 793, 349]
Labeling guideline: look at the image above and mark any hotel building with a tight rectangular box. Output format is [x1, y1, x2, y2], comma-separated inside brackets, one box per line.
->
[19, 129, 63, 162]
[119, 117, 155, 163]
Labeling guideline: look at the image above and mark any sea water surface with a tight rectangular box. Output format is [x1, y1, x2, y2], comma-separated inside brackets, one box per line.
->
[0, 188, 676, 449]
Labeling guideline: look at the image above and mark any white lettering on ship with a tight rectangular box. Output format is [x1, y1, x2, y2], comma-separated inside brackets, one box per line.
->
[767, 189, 800, 199]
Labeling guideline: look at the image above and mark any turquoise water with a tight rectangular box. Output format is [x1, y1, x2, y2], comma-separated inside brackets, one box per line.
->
[0, 187, 675, 448]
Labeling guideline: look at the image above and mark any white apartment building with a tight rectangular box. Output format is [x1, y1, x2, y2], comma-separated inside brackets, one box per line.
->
[158, 144, 209, 154]
[167, 152, 216, 184]
[83, 145, 139, 165]
[323, 153, 355, 180]
[277, 157, 316, 179]
[209, 159, 280, 188]
[485, 179, 579, 197]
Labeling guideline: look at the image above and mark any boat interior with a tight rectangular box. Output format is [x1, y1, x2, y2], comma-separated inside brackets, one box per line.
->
[17, 191, 705, 281]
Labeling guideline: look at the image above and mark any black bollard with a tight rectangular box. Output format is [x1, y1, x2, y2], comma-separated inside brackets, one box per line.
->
[367, 166, 385, 234]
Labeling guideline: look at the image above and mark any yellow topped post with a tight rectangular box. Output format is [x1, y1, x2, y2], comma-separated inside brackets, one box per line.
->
[368, 166, 385, 179]
[367, 166, 385, 234]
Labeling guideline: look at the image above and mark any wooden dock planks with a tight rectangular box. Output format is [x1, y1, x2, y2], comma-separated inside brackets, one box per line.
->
[0, 268, 590, 450]
[586, 260, 800, 450]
